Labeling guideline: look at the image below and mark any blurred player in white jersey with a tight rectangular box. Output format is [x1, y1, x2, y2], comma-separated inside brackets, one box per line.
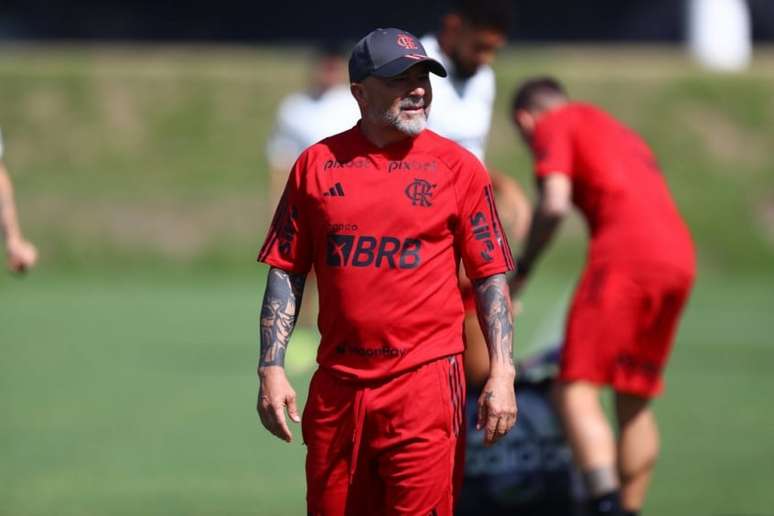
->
[421, 0, 530, 387]
[265, 43, 360, 207]
[421, 1, 501, 163]
[0, 129, 37, 273]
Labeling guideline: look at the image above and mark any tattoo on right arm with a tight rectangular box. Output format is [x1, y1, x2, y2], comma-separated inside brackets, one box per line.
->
[473, 273, 515, 371]
[259, 267, 306, 368]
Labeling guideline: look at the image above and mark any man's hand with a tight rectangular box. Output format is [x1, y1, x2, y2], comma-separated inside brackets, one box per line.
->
[472, 273, 518, 446]
[476, 370, 518, 447]
[256, 267, 306, 442]
[257, 366, 301, 443]
[6, 237, 37, 273]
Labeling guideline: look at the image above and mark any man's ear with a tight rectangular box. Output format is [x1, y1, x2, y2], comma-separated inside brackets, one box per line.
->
[514, 110, 535, 133]
[350, 82, 366, 104]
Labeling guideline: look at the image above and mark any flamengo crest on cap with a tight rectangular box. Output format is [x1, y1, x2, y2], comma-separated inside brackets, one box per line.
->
[396, 34, 418, 50]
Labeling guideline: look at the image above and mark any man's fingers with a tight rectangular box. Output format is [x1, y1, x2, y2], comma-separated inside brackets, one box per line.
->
[257, 396, 291, 442]
[272, 405, 292, 442]
[484, 403, 519, 445]
[485, 412, 500, 445]
[287, 395, 301, 423]
[495, 414, 510, 437]
[257, 370, 299, 443]
[476, 398, 487, 431]
[257, 406, 276, 436]
[257, 400, 275, 430]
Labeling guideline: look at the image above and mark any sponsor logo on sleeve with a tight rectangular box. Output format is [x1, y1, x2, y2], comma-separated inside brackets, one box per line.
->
[470, 211, 495, 263]
[278, 206, 299, 257]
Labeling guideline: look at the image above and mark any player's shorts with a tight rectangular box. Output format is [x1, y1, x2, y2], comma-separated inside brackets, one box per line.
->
[559, 263, 694, 398]
[303, 354, 466, 516]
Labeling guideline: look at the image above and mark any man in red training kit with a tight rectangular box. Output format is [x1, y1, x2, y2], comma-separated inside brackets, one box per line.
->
[256, 28, 517, 515]
[509, 77, 695, 516]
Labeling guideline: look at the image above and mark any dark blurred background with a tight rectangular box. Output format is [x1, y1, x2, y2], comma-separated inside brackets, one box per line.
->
[2, 0, 774, 42]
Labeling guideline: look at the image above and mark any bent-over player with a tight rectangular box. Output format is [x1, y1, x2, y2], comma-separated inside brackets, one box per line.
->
[509, 77, 696, 516]
[256, 28, 517, 515]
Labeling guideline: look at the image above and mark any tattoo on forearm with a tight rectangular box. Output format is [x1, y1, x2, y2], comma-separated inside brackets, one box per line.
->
[259, 268, 306, 368]
[473, 274, 514, 369]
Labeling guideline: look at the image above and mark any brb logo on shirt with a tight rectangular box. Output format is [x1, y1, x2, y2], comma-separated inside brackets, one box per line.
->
[326, 234, 421, 269]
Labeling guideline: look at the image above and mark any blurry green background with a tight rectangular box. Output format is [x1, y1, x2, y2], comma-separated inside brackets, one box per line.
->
[1, 46, 773, 515]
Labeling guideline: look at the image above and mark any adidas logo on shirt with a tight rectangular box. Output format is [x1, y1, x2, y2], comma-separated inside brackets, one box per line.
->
[323, 183, 345, 197]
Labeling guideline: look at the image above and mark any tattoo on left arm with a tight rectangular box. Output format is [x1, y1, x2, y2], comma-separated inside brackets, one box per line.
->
[473, 273, 515, 372]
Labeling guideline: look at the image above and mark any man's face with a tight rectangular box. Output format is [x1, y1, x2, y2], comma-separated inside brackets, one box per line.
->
[514, 108, 549, 148]
[356, 63, 433, 137]
[449, 23, 506, 79]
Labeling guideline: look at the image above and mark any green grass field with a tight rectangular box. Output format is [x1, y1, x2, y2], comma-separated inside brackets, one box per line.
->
[2, 272, 772, 515]
[1, 45, 773, 515]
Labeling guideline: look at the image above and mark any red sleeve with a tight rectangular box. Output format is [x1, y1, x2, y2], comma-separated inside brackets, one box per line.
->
[531, 111, 575, 180]
[256, 153, 314, 274]
[454, 155, 515, 279]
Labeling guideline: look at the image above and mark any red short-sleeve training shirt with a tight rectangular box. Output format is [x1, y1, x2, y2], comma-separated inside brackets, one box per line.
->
[531, 103, 695, 274]
[258, 124, 513, 380]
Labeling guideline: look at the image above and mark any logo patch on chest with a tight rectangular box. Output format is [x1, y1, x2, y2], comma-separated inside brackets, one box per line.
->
[404, 178, 436, 207]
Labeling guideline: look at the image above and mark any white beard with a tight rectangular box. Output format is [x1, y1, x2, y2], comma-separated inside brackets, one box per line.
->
[383, 108, 427, 137]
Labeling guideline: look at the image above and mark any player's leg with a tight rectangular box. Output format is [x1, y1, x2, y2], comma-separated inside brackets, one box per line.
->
[610, 268, 694, 515]
[615, 393, 658, 514]
[556, 266, 641, 514]
[553, 381, 621, 514]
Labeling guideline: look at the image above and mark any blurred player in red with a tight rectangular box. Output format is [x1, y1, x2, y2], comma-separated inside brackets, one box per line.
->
[509, 77, 696, 516]
[255, 28, 517, 515]
[0, 129, 37, 273]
